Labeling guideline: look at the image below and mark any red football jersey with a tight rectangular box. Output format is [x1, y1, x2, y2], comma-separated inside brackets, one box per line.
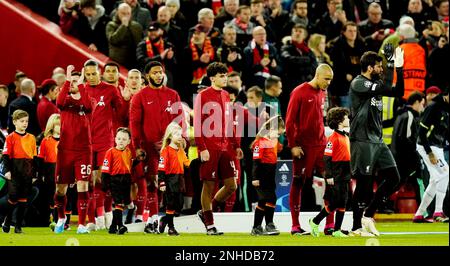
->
[85, 81, 123, 150]
[38, 136, 59, 163]
[285, 82, 326, 148]
[101, 147, 133, 175]
[56, 81, 94, 152]
[129, 86, 183, 148]
[194, 87, 238, 152]
[158, 145, 190, 175]
[252, 137, 281, 164]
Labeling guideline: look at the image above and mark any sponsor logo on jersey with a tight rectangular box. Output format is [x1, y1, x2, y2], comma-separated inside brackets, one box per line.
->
[165, 100, 172, 112]
[325, 141, 333, 154]
[364, 81, 372, 88]
[158, 157, 165, 169]
[370, 97, 383, 111]
[97, 96, 105, 106]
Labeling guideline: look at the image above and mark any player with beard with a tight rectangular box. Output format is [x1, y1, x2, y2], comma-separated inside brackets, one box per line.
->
[349, 45, 404, 237]
[129, 61, 184, 233]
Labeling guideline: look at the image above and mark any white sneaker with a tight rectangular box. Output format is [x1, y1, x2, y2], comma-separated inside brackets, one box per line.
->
[77, 224, 90, 234]
[349, 228, 375, 237]
[95, 216, 106, 230]
[104, 212, 113, 229]
[86, 222, 97, 232]
[362, 216, 380, 236]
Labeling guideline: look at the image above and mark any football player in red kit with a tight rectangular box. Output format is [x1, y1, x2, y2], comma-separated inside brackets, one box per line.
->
[129, 61, 184, 233]
[53, 65, 96, 234]
[82, 60, 131, 231]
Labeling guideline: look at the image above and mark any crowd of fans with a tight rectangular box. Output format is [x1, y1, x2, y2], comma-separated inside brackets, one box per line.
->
[0, 0, 448, 229]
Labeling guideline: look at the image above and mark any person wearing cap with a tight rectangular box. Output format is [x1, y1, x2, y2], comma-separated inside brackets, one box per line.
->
[106, 2, 143, 69]
[37, 79, 60, 132]
[425, 86, 442, 105]
[136, 22, 176, 88]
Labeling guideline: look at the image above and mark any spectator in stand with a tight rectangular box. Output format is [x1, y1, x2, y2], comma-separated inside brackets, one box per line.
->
[308, 34, 332, 66]
[182, 24, 216, 102]
[187, 8, 222, 49]
[422, 20, 446, 54]
[243, 26, 281, 89]
[250, 0, 276, 43]
[428, 34, 449, 90]
[328, 21, 366, 108]
[226, 5, 256, 50]
[37, 79, 60, 132]
[166, 0, 188, 31]
[106, 3, 143, 69]
[358, 2, 395, 52]
[75, 0, 111, 54]
[280, 23, 317, 107]
[215, 0, 239, 32]
[7, 72, 27, 103]
[282, 0, 312, 38]
[59, 0, 81, 36]
[7, 79, 40, 137]
[432, 0, 449, 21]
[264, 0, 290, 45]
[314, 0, 348, 44]
[216, 25, 244, 73]
[110, 0, 151, 36]
[136, 22, 177, 88]
[406, 0, 433, 34]
[157, 6, 185, 57]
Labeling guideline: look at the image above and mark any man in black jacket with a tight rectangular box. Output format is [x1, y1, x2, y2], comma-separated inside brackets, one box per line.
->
[7, 79, 40, 137]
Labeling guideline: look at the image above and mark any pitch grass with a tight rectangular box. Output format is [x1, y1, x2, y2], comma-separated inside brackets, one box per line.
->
[0, 222, 448, 246]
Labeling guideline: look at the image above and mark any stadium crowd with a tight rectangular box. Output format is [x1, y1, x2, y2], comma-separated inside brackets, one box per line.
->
[0, 0, 448, 235]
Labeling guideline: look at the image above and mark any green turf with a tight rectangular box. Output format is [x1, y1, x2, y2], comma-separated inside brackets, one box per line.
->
[0, 222, 448, 246]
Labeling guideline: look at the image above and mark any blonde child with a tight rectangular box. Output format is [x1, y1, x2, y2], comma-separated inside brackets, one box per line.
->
[157, 122, 190, 236]
[37, 114, 60, 227]
[251, 116, 285, 236]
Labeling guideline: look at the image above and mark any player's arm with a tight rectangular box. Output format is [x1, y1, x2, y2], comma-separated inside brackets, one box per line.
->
[2, 136, 13, 178]
[251, 142, 261, 186]
[418, 104, 438, 159]
[323, 139, 335, 185]
[157, 149, 168, 191]
[79, 85, 94, 114]
[56, 80, 71, 108]
[129, 94, 144, 150]
[285, 91, 301, 149]
[101, 150, 112, 192]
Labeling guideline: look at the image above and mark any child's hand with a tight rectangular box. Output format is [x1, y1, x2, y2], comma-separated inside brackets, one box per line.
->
[159, 184, 166, 192]
[252, 180, 260, 187]
[4, 172, 11, 180]
[136, 148, 146, 161]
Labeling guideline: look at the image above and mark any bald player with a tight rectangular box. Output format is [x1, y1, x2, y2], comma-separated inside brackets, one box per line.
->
[285, 64, 333, 235]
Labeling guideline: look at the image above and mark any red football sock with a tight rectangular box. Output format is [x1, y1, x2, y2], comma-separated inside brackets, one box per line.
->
[146, 188, 159, 217]
[87, 191, 96, 223]
[54, 194, 67, 220]
[224, 192, 236, 212]
[135, 178, 147, 216]
[289, 177, 302, 228]
[77, 192, 89, 226]
[203, 210, 214, 226]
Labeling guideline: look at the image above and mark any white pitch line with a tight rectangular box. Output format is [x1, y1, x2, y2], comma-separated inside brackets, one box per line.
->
[380, 232, 449, 235]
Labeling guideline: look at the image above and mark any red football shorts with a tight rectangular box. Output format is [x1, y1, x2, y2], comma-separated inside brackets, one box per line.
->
[199, 150, 236, 182]
[292, 145, 326, 179]
[56, 149, 92, 184]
